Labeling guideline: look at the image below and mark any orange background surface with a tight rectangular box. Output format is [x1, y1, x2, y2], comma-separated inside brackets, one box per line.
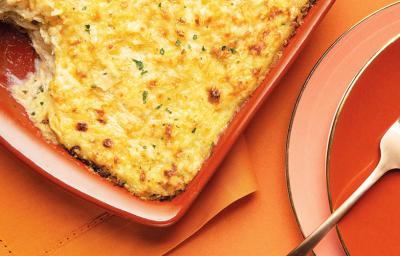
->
[0, 0, 395, 255]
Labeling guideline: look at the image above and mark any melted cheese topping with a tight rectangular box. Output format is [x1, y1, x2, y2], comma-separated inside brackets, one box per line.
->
[2, 0, 309, 199]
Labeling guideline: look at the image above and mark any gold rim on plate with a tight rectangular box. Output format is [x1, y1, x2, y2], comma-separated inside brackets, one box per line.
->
[286, 2, 400, 255]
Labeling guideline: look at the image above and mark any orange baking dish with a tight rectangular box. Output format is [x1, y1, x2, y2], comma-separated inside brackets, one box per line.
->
[0, 0, 334, 227]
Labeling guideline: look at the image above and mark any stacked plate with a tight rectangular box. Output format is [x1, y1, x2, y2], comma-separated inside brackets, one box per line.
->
[287, 2, 400, 255]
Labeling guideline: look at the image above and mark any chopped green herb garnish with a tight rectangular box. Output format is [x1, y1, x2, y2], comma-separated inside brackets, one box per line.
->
[193, 34, 198, 40]
[160, 48, 165, 55]
[22, 90, 28, 94]
[229, 48, 236, 54]
[155, 104, 163, 110]
[132, 59, 144, 70]
[141, 70, 148, 76]
[38, 85, 44, 93]
[31, 112, 36, 116]
[202, 45, 206, 52]
[142, 91, 148, 103]
[192, 128, 197, 133]
[158, 3, 161, 7]
[221, 45, 227, 51]
[166, 108, 172, 114]
[40, 101, 44, 106]
[175, 39, 181, 46]
[84, 24, 91, 33]
[82, 6, 87, 10]
[152, 144, 156, 149]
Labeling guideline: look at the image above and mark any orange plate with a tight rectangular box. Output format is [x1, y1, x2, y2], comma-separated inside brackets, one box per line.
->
[328, 36, 400, 254]
[287, 2, 400, 255]
[0, 1, 333, 227]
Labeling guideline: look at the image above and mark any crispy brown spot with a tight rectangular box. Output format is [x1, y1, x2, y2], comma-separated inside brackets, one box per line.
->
[195, 16, 200, 26]
[269, 8, 284, 20]
[283, 39, 289, 47]
[174, 149, 184, 158]
[140, 171, 146, 182]
[164, 164, 177, 178]
[95, 109, 105, 116]
[103, 138, 113, 148]
[69, 145, 81, 157]
[263, 30, 270, 38]
[41, 119, 49, 125]
[249, 44, 264, 55]
[208, 88, 221, 103]
[176, 30, 185, 37]
[161, 29, 168, 36]
[95, 110, 106, 124]
[252, 68, 261, 77]
[211, 47, 229, 59]
[70, 39, 81, 46]
[165, 124, 173, 140]
[148, 80, 157, 88]
[161, 182, 172, 191]
[75, 70, 87, 78]
[76, 122, 88, 132]
[301, 4, 310, 15]
[97, 118, 106, 124]
[178, 17, 186, 24]
[97, 168, 111, 178]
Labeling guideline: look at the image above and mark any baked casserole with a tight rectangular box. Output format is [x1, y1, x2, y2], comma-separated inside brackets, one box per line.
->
[0, 0, 311, 200]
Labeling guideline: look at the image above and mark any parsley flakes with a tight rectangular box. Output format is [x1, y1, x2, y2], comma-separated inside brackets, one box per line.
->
[133, 59, 148, 75]
[133, 59, 144, 70]
[84, 24, 91, 33]
[142, 91, 148, 104]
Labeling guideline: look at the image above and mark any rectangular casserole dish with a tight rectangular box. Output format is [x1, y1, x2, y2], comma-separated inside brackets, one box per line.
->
[0, 0, 334, 227]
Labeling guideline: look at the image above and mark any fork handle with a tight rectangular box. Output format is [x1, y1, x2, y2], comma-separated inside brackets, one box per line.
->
[287, 164, 386, 256]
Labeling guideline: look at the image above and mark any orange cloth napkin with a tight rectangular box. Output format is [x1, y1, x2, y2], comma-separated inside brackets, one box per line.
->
[0, 135, 256, 255]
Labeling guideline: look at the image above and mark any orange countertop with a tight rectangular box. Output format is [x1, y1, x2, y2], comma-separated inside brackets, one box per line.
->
[0, 0, 395, 255]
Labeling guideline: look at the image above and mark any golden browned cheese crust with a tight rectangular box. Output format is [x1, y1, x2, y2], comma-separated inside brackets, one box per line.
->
[2, 0, 310, 199]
